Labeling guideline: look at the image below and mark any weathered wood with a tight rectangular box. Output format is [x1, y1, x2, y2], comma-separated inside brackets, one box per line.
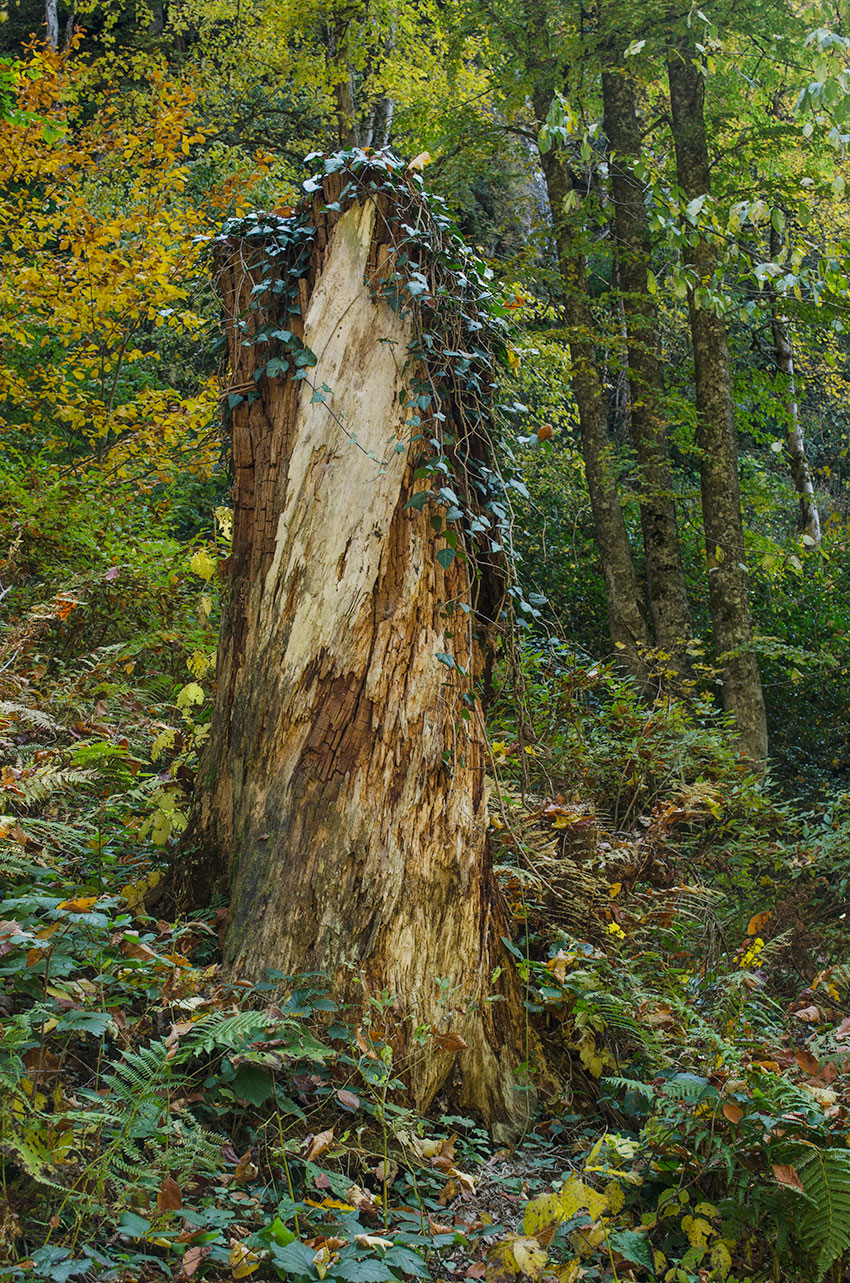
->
[178, 166, 534, 1136]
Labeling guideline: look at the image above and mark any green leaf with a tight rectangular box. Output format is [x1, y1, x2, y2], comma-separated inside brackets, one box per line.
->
[332, 1261, 398, 1283]
[436, 547, 456, 569]
[231, 1064, 276, 1105]
[607, 1229, 653, 1270]
[116, 1211, 151, 1239]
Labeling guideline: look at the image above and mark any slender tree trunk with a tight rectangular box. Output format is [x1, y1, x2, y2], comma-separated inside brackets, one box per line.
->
[45, 0, 59, 49]
[175, 169, 533, 1137]
[602, 64, 692, 668]
[769, 226, 820, 543]
[667, 44, 768, 761]
[534, 93, 650, 673]
[334, 72, 358, 146]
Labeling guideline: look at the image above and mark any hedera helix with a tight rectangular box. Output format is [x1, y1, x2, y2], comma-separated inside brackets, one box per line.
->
[213, 148, 546, 674]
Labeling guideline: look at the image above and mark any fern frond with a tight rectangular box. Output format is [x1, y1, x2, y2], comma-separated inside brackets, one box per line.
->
[793, 1146, 850, 1279]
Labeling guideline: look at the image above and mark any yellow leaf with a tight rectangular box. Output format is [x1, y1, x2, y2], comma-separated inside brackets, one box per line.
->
[511, 1237, 547, 1279]
[710, 1239, 733, 1279]
[608, 882, 622, 898]
[190, 548, 217, 581]
[177, 682, 205, 709]
[228, 1243, 259, 1277]
[57, 897, 97, 913]
[558, 1175, 608, 1222]
[604, 1179, 625, 1213]
[523, 1191, 564, 1245]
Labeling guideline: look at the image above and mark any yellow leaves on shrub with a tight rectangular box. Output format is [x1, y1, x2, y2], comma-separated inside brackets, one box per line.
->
[523, 1175, 609, 1248]
[189, 549, 217, 582]
[710, 1238, 733, 1279]
[681, 1213, 714, 1248]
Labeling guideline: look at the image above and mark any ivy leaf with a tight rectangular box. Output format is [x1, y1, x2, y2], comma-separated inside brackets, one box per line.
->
[436, 547, 456, 569]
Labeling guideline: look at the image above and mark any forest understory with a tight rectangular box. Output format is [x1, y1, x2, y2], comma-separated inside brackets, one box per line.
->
[4, 2, 850, 1282]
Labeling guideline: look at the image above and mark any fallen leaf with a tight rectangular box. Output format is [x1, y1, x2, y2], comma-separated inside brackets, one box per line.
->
[303, 1129, 334, 1162]
[234, 1152, 258, 1183]
[722, 1102, 743, 1124]
[795, 1048, 819, 1076]
[157, 1175, 182, 1211]
[772, 1163, 804, 1191]
[793, 1006, 822, 1024]
[182, 1246, 203, 1278]
[336, 1088, 360, 1110]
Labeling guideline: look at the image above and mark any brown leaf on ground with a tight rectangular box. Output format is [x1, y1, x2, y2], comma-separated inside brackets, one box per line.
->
[157, 1175, 182, 1211]
[303, 1129, 334, 1162]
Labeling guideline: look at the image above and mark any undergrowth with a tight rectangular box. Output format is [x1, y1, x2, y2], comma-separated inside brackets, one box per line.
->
[1, 485, 850, 1283]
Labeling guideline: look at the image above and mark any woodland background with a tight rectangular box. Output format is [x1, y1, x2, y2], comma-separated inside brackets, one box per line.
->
[2, 1, 850, 1281]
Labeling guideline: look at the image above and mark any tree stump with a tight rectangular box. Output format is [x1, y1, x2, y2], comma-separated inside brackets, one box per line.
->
[177, 156, 535, 1136]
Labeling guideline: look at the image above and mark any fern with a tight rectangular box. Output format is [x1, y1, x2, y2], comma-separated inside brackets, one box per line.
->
[794, 1146, 850, 1279]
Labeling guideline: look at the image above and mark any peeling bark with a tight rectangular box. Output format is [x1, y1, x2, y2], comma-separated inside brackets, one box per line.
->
[667, 44, 768, 762]
[533, 94, 651, 675]
[45, 0, 59, 50]
[602, 64, 692, 668]
[176, 170, 534, 1137]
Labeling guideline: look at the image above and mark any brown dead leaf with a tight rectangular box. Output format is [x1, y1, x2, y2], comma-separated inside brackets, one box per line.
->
[773, 1163, 804, 1191]
[793, 1005, 823, 1024]
[304, 1129, 334, 1162]
[722, 1102, 743, 1124]
[234, 1152, 258, 1184]
[157, 1175, 182, 1211]
[431, 1134, 458, 1171]
[182, 1246, 204, 1278]
[336, 1088, 360, 1110]
[795, 1048, 820, 1076]
[434, 1032, 468, 1053]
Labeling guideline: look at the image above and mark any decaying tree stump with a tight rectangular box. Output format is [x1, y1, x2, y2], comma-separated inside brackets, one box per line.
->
[176, 155, 535, 1136]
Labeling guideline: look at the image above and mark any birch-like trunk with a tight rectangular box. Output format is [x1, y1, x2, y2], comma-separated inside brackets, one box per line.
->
[45, 0, 59, 49]
[769, 227, 820, 544]
[534, 93, 651, 674]
[602, 64, 692, 669]
[667, 44, 768, 762]
[176, 171, 532, 1136]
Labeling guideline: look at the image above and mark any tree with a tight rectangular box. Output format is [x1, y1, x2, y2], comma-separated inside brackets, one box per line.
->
[667, 37, 768, 761]
[601, 59, 692, 668]
[174, 156, 533, 1136]
[769, 223, 821, 544]
[533, 86, 651, 674]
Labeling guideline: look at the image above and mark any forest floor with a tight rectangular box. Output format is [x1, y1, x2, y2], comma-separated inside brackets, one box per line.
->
[1, 540, 850, 1283]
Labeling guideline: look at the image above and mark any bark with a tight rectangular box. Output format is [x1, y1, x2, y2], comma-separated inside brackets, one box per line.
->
[176, 170, 534, 1137]
[667, 44, 768, 761]
[769, 226, 820, 543]
[534, 91, 651, 674]
[334, 73, 358, 147]
[45, 0, 59, 49]
[602, 64, 692, 667]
